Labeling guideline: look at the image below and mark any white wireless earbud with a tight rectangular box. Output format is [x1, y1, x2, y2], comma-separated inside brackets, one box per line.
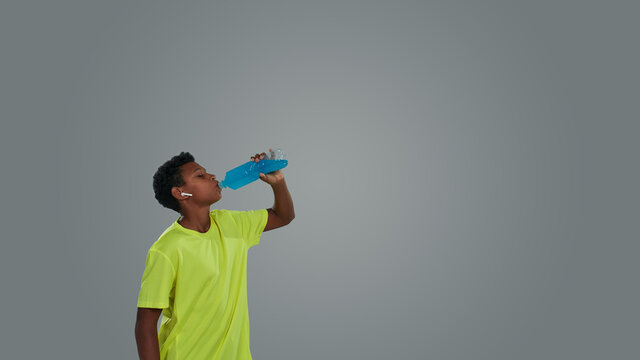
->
[181, 192, 192, 197]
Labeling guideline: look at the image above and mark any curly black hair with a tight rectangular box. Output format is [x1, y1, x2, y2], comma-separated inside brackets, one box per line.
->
[153, 152, 195, 213]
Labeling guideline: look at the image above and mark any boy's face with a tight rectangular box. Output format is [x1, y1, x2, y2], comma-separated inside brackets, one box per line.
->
[174, 161, 222, 205]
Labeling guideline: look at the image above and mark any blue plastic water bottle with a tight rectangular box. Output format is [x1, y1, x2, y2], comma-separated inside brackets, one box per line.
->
[219, 148, 288, 190]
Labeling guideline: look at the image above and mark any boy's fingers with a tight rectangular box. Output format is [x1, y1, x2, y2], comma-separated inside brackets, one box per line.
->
[251, 152, 267, 162]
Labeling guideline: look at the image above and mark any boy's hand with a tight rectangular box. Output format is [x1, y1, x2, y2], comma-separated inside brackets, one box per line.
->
[250, 150, 285, 186]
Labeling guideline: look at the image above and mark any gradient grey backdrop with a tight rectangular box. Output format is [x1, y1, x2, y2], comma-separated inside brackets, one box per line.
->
[1, 0, 638, 359]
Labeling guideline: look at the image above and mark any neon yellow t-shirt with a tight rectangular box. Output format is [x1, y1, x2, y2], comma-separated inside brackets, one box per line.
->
[137, 208, 268, 360]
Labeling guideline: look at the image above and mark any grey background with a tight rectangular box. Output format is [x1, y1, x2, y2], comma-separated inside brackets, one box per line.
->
[1, 0, 638, 359]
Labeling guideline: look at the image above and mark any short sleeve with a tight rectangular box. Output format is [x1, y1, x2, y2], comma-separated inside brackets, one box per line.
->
[137, 249, 176, 309]
[227, 209, 269, 248]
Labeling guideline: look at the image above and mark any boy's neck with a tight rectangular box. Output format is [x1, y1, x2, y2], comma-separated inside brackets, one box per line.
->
[178, 209, 212, 233]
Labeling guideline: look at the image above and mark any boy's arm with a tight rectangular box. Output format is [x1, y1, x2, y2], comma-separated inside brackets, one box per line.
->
[135, 307, 162, 360]
[251, 150, 295, 232]
[264, 177, 295, 232]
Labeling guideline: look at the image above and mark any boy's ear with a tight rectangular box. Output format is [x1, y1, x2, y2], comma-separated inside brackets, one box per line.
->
[171, 187, 185, 200]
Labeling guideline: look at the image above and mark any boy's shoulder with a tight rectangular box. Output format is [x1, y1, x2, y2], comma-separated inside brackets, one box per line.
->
[149, 227, 183, 255]
[212, 208, 253, 223]
[149, 210, 225, 252]
[148, 209, 254, 250]
[148, 215, 198, 254]
[215, 208, 265, 219]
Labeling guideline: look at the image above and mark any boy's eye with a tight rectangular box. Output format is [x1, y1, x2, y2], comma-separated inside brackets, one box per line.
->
[198, 174, 204, 177]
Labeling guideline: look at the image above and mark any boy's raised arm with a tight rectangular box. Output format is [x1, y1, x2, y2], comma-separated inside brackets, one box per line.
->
[251, 151, 295, 231]
[264, 176, 295, 232]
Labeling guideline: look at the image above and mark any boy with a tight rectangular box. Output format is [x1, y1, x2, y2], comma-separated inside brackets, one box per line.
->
[135, 150, 295, 360]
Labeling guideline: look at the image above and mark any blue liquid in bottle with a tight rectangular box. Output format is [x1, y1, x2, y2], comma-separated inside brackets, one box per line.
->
[219, 148, 288, 190]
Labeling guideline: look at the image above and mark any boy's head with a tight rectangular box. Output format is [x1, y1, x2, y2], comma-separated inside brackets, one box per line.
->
[153, 152, 222, 214]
